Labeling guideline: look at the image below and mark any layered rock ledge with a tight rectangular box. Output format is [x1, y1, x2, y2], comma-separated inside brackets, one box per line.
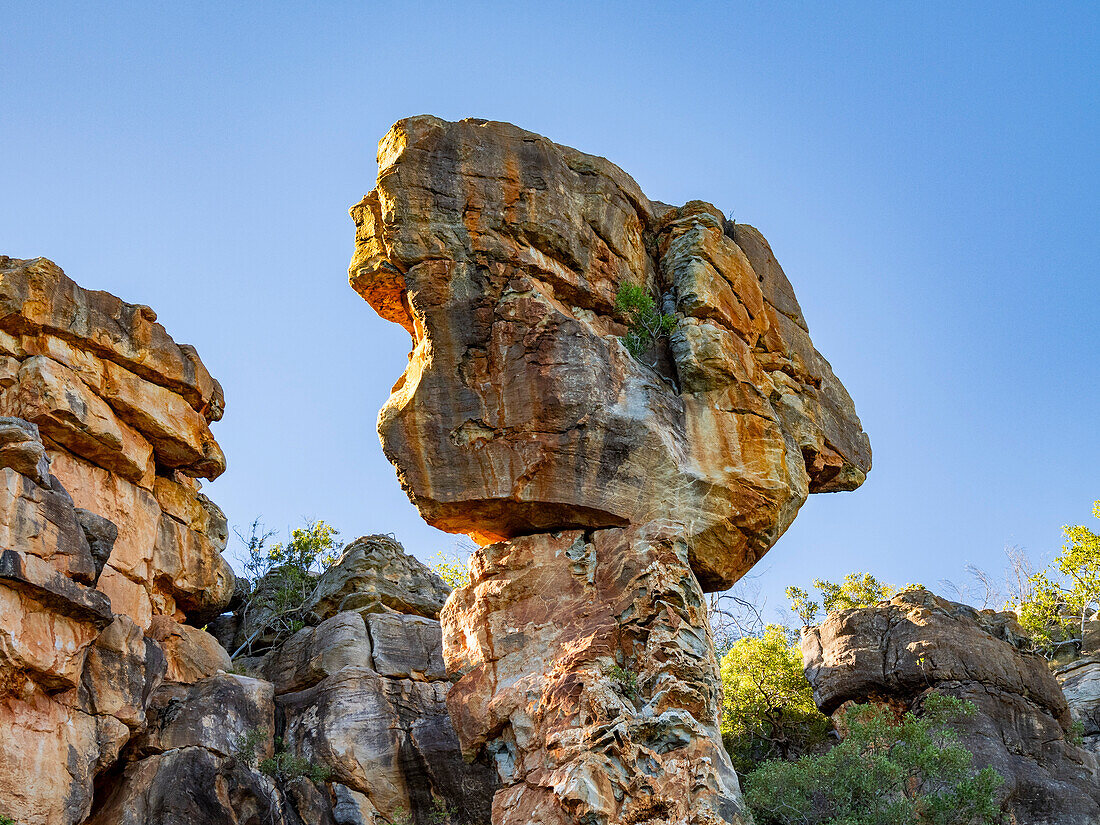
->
[0, 257, 233, 825]
[352, 116, 871, 824]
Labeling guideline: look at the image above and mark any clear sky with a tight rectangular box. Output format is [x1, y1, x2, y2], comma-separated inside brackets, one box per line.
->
[2, 2, 1097, 623]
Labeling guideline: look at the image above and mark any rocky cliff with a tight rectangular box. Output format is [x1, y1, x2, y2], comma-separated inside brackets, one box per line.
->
[0, 256, 233, 825]
[802, 589, 1100, 823]
[0, 257, 493, 825]
[351, 116, 871, 824]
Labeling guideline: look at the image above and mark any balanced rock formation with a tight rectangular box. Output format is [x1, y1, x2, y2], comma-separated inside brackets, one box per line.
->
[803, 589, 1100, 823]
[0, 257, 234, 825]
[351, 116, 871, 823]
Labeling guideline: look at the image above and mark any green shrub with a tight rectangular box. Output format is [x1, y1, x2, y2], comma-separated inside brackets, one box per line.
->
[259, 751, 333, 784]
[231, 519, 341, 658]
[431, 550, 470, 589]
[232, 726, 269, 768]
[616, 283, 676, 367]
[744, 694, 1003, 825]
[0, 815, 15, 825]
[608, 664, 640, 701]
[787, 572, 925, 626]
[720, 625, 829, 773]
[1008, 500, 1100, 657]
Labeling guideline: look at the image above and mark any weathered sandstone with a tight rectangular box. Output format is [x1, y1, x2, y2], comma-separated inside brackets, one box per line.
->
[0, 256, 234, 825]
[803, 589, 1100, 824]
[350, 117, 869, 590]
[0, 255, 232, 630]
[271, 538, 497, 825]
[352, 116, 871, 822]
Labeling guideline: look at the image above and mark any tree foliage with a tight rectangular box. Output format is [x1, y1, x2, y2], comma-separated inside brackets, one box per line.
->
[744, 694, 1004, 825]
[431, 550, 470, 589]
[616, 283, 676, 367]
[720, 625, 830, 773]
[1009, 500, 1100, 657]
[231, 519, 341, 658]
[787, 572, 925, 626]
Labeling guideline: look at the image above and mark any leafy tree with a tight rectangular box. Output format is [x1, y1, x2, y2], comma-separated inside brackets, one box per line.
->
[1009, 500, 1100, 657]
[719, 625, 830, 773]
[431, 550, 470, 589]
[231, 519, 341, 658]
[787, 573, 925, 625]
[744, 694, 1004, 825]
[616, 283, 676, 368]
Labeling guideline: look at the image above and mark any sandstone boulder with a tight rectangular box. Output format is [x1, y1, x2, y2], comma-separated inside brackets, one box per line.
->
[1057, 655, 1100, 754]
[306, 534, 451, 621]
[0, 256, 231, 630]
[350, 116, 869, 590]
[146, 615, 233, 684]
[802, 589, 1100, 824]
[353, 117, 871, 823]
[84, 747, 291, 825]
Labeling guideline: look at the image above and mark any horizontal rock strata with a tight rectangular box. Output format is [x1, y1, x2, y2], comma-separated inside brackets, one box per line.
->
[0, 256, 234, 825]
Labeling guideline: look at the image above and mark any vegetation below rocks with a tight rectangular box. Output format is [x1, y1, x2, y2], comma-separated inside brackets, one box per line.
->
[745, 695, 1003, 825]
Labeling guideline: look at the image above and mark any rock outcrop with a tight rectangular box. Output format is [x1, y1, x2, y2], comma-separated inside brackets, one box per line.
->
[351, 116, 871, 823]
[1059, 655, 1100, 754]
[224, 535, 497, 825]
[0, 257, 234, 825]
[803, 589, 1100, 824]
[0, 256, 233, 632]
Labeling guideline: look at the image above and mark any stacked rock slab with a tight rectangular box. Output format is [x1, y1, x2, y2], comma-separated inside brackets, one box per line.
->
[0, 256, 233, 630]
[351, 116, 871, 823]
[210, 534, 497, 825]
[0, 257, 235, 825]
[802, 589, 1100, 823]
[274, 536, 497, 825]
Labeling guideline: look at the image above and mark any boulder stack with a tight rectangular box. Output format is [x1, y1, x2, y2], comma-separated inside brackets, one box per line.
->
[0, 255, 232, 825]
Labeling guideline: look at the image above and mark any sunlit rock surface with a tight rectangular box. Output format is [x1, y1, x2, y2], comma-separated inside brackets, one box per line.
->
[0, 256, 233, 825]
[352, 116, 870, 824]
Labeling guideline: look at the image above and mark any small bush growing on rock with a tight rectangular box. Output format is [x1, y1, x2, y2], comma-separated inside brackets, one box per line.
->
[720, 625, 830, 773]
[609, 664, 640, 701]
[0, 815, 14, 825]
[744, 694, 1003, 825]
[232, 726, 269, 767]
[431, 550, 470, 589]
[616, 283, 676, 368]
[258, 736, 333, 784]
[787, 572, 925, 625]
[231, 519, 341, 658]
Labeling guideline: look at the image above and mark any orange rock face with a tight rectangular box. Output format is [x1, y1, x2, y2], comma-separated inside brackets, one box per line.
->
[351, 117, 869, 590]
[353, 117, 870, 823]
[0, 256, 232, 629]
[0, 255, 233, 825]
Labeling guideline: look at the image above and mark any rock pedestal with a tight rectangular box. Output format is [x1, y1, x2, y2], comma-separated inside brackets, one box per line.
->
[352, 116, 871, 823]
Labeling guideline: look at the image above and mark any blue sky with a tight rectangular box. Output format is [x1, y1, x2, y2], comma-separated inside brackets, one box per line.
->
[2, 2, 1097, 622]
